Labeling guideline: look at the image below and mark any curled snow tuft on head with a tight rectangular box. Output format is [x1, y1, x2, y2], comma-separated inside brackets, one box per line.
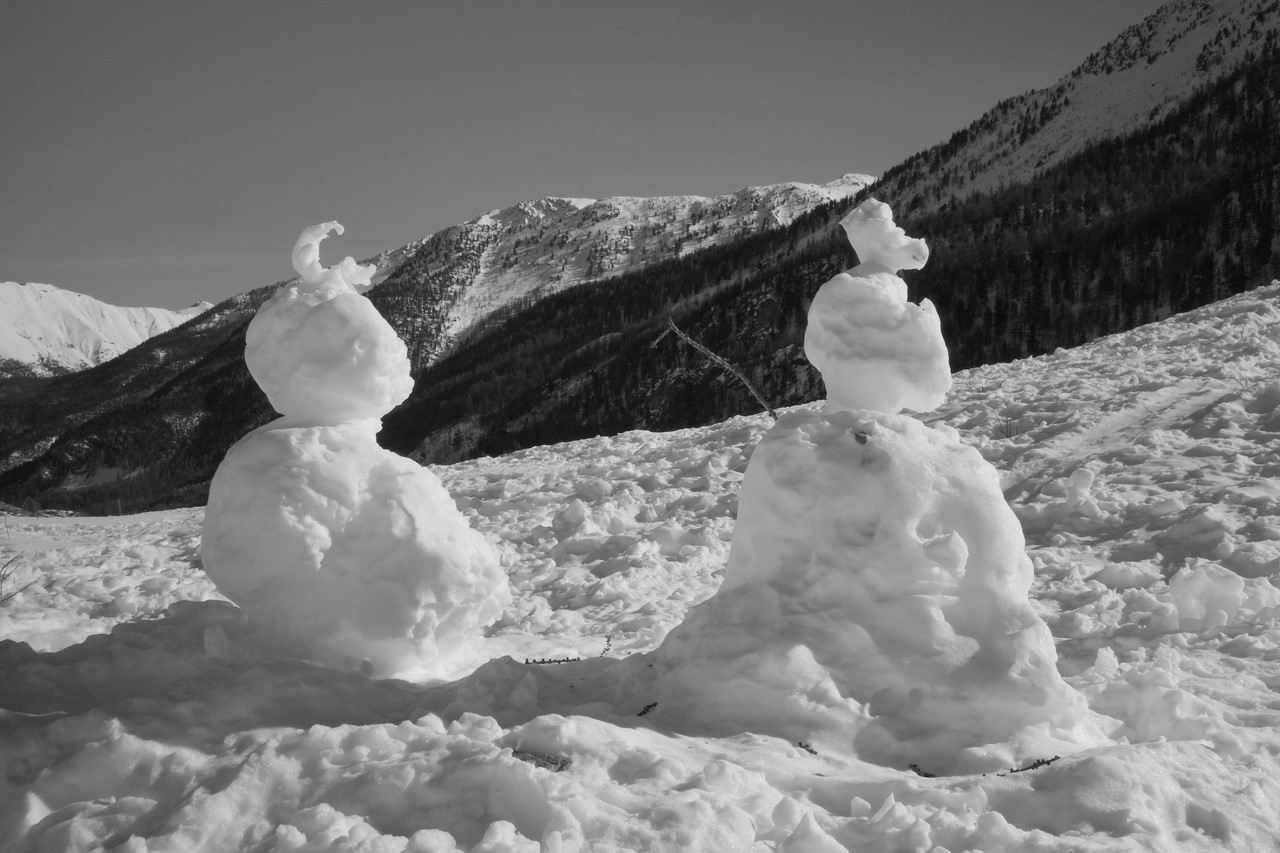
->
[291, 221, 377, 291]
[245, 222, 412, 424]
[804, 199, 950, 414]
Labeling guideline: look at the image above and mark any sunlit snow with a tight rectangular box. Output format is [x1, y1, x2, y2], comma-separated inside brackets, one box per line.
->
[5, 236, 1280, 847]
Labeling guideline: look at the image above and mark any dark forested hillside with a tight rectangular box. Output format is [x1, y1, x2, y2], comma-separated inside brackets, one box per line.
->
[385, 35, 1280, 464]
[915, 33, 1280, 365]
[0, 287, 277, 513]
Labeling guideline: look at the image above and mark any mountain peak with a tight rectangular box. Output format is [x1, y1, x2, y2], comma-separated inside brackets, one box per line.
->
[876, 0, 1278, 211]
[0, 281, 209, 378]
[376, 175, 874, 371]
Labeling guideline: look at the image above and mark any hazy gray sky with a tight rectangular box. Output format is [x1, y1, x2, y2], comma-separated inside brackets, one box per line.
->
[2, 1, 1167, 309]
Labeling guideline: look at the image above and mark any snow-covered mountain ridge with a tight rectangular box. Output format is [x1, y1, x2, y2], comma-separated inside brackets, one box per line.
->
[878, 0, 1278, 211]
[371, 174, 873, 369]
[0, 281, 211, 377]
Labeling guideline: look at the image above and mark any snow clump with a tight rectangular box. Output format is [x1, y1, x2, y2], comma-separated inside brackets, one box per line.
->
[201, 223, 509, 677]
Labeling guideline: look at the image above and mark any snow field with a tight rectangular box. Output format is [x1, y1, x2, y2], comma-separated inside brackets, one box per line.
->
[5, 284, 1280, 849]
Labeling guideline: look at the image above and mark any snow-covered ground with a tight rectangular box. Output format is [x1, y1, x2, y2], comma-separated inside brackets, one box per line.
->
[5, 282, 1280, 850]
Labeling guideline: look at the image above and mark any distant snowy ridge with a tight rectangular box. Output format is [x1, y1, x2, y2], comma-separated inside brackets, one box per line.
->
[0, 281, 211, 377]
[371, 174, 874, 369]
[878, 0, 1279, 210]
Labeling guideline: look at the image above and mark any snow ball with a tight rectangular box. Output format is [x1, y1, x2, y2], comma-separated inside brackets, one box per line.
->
[472, 820, 539, 853]
[804, 199, 950, 414]
[245, 222, 413, 423]
[1167, 560, 1244, 627]
[202, 419, 509, 678]
[1064, 467, 1096, 512]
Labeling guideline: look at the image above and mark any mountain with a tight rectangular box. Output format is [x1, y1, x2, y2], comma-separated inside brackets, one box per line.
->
[368, 175, 872, 371]
[876, 0, 1280, 212]
[0, 281, 211, 380]
[377, 0, 1279, 465]
[0, 178, 871, 513]
[2, 0, 1277, 513]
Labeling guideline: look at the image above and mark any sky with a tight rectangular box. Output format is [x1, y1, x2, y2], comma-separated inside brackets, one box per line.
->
[1, 1, 1168, 310]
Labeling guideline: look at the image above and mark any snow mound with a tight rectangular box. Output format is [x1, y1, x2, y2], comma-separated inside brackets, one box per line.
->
[653, 408, 1106, 773]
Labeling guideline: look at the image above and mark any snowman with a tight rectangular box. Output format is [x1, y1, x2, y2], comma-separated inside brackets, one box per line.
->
[201, 222, 510, 678]
[650, 200, 1105, 773]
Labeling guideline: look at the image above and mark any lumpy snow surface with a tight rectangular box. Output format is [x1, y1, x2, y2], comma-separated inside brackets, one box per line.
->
[7, 283, 1280, 849]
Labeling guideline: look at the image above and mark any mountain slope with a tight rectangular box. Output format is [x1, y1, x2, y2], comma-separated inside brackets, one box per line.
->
[0, 178, 870, 513]
[370, 175, 871, 371]
[382, 21, 1280, 464]
[0, 284, 279, 508]
[0, 282, 211, 379]
[876, 0, 1280, 212]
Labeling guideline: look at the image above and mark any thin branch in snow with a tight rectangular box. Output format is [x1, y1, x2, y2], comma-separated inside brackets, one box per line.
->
[657, 318, 778, 421]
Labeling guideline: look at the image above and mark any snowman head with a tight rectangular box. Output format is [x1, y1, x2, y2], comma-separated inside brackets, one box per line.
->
[245, 223, 414, 424]
[841, 199, 929, 272]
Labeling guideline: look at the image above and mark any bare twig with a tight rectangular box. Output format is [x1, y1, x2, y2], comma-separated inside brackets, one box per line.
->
[0, 552, 36, 605]
[657, 318, 778, 421]
[993, 417, 1023, 439]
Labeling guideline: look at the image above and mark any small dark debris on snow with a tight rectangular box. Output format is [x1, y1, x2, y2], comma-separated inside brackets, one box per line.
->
[909, 763, 936, 778]
[1007, 755, 1061, 774]
[637, 702, 658, 717]
[994, 755, 1062, 776]
[798, 741, 818, 756]
[513, 751, 572, 772]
